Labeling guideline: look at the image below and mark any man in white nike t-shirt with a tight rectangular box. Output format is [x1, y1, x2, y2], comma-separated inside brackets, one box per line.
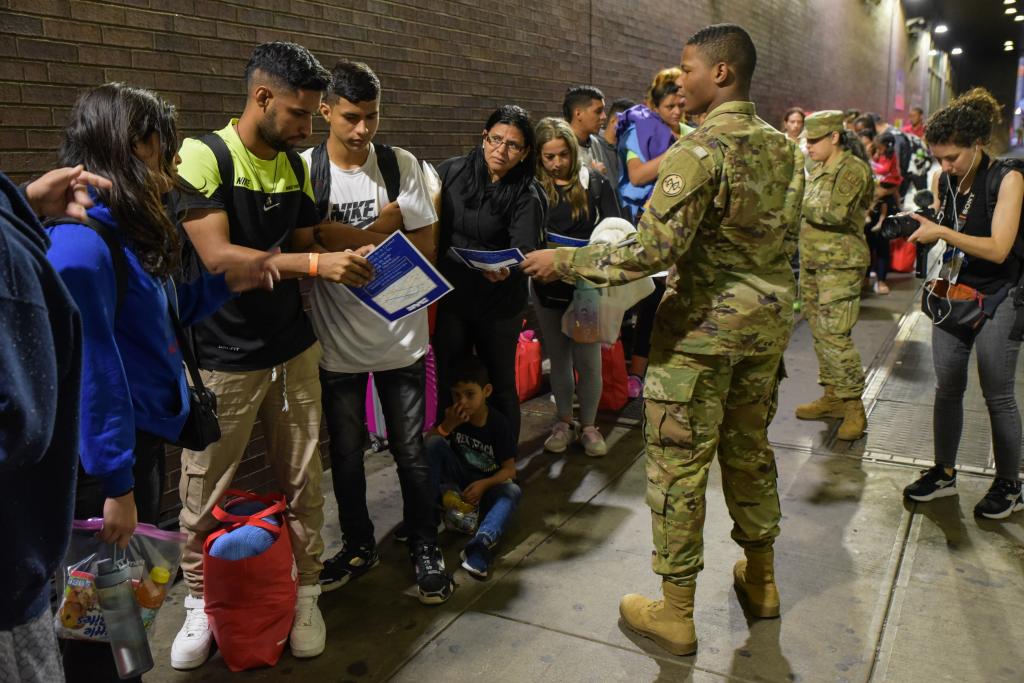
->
[298, 60, 453, 605]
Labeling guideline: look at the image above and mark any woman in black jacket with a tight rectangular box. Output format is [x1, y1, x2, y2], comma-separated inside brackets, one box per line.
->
[435, 105, 545, 443]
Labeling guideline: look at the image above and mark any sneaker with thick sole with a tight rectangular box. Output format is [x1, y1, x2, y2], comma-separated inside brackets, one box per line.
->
[171, 594, 212, 671]
[580, 425, 607, 457]
[544, 420, 577, 453]
[973, 478, 1024, 520]
[903, 465, 957, 502]
[460, 536, 492, 579]
[412, 543, 454, 604]
[290, 584, 326, 658]
[319, 543, 379, 592]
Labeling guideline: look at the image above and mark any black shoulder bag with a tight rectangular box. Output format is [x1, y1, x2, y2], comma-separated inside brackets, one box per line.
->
[166, 293, 221, 451]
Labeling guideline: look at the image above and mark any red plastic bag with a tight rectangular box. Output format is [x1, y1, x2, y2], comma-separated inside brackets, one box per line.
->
[516, 326, 543, 402]
[890, 238, 916, 273]
[203, 490, 296, 672]
[599, 340, 629, 411]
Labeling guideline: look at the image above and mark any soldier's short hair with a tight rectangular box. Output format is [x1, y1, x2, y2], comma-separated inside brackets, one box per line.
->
[685, 23, 757, 85]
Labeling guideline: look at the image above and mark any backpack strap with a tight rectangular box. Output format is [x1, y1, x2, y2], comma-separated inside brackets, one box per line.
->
[45, 216, 128, 315]
[285, 149, 306, 198]
[310, 141, 331, 220]
[376, 144, 401, 203]
[197, 133, 235, 225]
[985, 158, 1024, 263]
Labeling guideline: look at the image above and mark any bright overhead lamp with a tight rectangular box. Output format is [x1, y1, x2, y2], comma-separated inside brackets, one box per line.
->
[1017, 14, 1024, 21]
[1006, 0, 1016, 5]
[935, 24, 949, 33]
[1005, 39, 1014, 45]
[951, 47, 964, 55]
[1008, 7, 1018, 13]
[929, 48, 939, 55]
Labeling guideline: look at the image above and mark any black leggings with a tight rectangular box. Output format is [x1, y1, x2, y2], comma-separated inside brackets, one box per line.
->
[61, 430, 165, 683]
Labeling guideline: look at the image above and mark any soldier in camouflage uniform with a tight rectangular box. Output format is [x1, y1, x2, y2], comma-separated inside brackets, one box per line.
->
[523, 24, 804, 656]
[794, 111, 875, 441]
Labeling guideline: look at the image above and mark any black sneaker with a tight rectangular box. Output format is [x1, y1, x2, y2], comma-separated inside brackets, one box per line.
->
[973, 478, 1024, 520]
[411, 543, 453, 605]
[319, 543, 379, 592]
[903, 465, 958, 502]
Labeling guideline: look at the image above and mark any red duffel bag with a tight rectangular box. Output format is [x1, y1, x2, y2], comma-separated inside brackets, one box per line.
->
[203, 490, 296, 672]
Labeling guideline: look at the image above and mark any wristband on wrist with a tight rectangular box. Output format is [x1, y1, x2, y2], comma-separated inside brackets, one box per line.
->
[436, 424, 450, 437]
[308, 252, 319, 278]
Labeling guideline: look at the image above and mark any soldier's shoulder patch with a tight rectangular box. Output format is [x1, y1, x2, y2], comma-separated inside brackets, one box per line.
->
[834, 162, 867, 198]
[648, 147, 713, 221]
[660, 173, 685, 197]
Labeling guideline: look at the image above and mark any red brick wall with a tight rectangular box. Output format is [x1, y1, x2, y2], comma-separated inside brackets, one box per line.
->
[0, 0, 929, 523]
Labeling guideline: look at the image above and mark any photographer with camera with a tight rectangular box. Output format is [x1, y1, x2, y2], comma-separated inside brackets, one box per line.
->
[794, 111, 875, 441]
[902, 88, 1024, 519]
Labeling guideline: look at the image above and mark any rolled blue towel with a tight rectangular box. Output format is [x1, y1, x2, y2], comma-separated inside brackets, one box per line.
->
[208, 499, 281, 561]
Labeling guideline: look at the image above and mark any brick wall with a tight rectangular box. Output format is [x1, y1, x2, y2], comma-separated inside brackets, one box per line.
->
[0, 0, 930, 523]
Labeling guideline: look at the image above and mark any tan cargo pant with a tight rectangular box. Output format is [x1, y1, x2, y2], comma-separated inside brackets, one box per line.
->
[178, 343, 325, 595]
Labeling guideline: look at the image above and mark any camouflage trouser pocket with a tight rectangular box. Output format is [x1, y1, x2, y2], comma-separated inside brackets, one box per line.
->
[819, 291, 859, 336]
[643, 393, 696, 560]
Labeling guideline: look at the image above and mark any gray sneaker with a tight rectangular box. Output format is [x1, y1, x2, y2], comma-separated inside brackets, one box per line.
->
[580, 426, 607, 457]
[544, 421, 577, 453]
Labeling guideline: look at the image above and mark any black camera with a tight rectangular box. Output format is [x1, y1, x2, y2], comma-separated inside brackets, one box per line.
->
[880, 191, 935, 240]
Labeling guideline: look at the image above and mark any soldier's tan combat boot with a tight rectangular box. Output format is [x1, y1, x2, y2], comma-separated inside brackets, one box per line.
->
[836, 399, 866, 441]
[794, 386, 844, 419]
[619, 581, 697, 656]
[734, 550, 780, 618]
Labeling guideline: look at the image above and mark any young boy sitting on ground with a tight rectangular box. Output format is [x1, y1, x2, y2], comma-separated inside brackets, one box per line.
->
[426, 356, 521, 579]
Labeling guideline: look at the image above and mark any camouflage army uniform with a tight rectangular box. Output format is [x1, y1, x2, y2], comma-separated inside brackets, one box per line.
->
[800, 149, 874, 399]
[553, 101, 805, 585]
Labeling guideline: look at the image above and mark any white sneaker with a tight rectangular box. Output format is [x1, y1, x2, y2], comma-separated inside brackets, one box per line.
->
[290, 584, 326, 658]
[544, 421, 577, 453]
[171, 594, 212, 670]
[580, 426, 607, 457]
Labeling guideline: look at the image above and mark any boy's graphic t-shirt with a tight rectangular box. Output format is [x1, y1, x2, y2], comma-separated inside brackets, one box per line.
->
[299, 144, 437, 373]
[450, 409, 516, 477]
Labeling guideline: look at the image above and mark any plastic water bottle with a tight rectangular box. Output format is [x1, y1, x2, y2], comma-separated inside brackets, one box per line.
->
[94, 558, 154, 679]
[442, 490, 479, 534]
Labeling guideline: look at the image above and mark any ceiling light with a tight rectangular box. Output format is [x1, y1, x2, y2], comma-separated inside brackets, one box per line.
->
[929, 48, 939, 56]
[951, 47, 963, 55]
[1006, 0, 1016, 5]
[935, 24, 949, 33]
[1005, 40, 1014, 45]
[1007, 45, 1016, 51]
[1007, 7, 1017, 13]
[1017, 14, 1024, 21]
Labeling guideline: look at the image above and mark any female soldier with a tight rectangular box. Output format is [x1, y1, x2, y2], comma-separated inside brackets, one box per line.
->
[793, 110, 875, 441]
[903, 89, 1024, 519]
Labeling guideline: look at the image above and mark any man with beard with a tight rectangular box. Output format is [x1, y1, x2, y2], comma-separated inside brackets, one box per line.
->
[170, 41, 373, 669]
[523, 23, 804, 656]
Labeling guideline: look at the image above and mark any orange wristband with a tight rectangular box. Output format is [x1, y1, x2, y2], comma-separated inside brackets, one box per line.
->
[436, 424, 450, 437]
[308, 252, 319, 278]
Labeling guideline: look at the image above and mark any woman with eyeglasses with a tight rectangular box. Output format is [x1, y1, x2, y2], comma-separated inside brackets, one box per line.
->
[902, 88, 1024, 519]
[615, 68, 693, 399]
[434, 105, 545, 443]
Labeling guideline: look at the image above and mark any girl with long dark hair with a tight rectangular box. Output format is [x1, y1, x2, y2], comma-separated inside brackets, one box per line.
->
[47, 83, 273, 682]
[434, 105, 545, 443]
[903, 88, 1024, 519]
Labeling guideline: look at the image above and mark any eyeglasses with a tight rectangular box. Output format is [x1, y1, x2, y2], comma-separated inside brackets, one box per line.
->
[483, 134, 525, 154]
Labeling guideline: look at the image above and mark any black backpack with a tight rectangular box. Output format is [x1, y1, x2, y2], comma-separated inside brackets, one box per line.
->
[985, 158, 1024, 263]
[309, 141, 401, 220]
[44, 216, 129, 313]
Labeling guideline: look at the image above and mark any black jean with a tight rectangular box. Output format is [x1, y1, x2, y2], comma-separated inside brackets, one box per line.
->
[320, 357, 436, 548]
[433, 302, 522, 443]
[61, 430, 165, 683]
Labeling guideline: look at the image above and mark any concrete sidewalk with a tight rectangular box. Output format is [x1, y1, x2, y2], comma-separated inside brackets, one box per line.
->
[146, 270, 1024, 683]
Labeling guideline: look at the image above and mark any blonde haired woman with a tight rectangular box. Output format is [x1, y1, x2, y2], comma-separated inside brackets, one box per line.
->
[531, 117, 620, 456]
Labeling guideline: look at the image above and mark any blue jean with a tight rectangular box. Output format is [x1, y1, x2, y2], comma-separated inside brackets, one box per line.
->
[425, 435, 521, 545]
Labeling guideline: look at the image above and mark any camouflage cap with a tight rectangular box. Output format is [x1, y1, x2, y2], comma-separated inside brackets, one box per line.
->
[804, 110, 845, 140]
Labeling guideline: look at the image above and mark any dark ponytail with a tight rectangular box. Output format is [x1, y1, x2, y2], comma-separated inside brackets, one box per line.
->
[839, 130, 870, 163]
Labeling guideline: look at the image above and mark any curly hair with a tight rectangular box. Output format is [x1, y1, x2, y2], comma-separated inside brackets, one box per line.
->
[924, 87, 1003, 147]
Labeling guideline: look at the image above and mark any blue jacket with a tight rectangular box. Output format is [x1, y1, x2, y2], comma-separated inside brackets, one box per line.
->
[46, 201, 233, 498]
[0, 171, 82, 630]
